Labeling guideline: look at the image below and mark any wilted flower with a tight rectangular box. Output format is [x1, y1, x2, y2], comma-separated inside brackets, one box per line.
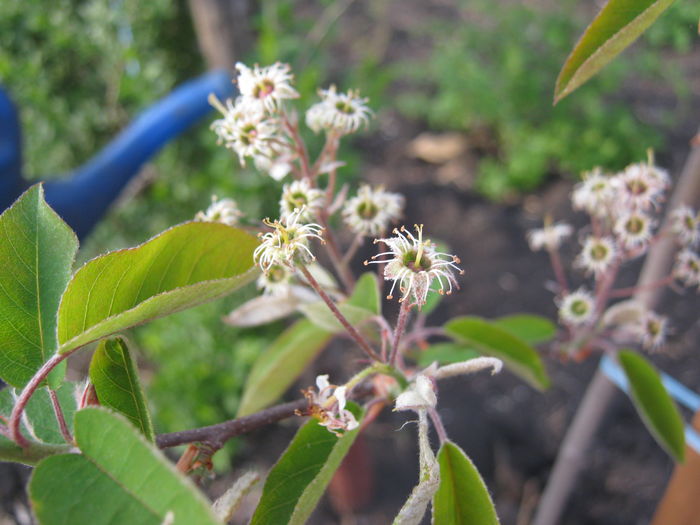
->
[558, 288, 596, 326]
[527, 222, 573, 252]
[394, 375, 437, 412]
[367, 225, 463, 306]
[342, 184, 404, 237]
[254, 207, 324, 273]
[674, 249, 700, 289]
[306, 85, 372, 134]
[195, 196, 243, 226]
[572, 168, 615, 217]
[576, 236, 616, 276]
[670, 205, 699, 247]
[279, 179, 324, 221]
[304, 375, 359, 435]
[235, 62, 298, 113]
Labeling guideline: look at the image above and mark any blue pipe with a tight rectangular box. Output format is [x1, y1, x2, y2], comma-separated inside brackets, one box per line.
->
[1, 69, 235, 239]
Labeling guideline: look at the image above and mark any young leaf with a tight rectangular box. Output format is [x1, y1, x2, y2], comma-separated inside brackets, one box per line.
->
[237, 319, 332, 417]
[445, 316, 550, 390]
[618, 350, 685, 462]
[250, 403, 363, 525]
[0, 184, 78, 388]
[554, 0, 676, 103]
[57, 222, 258, 354]
[89, 337, 154, 441]
[493, 314, 556, 345]
[433, 441, 500, 525]
[29, 407, 222, 525]
[416, 343, 479, 368]
[347, 272, 381, 315]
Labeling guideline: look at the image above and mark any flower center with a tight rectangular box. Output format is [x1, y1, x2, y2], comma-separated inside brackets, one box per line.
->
[403, 249, 432, 272]
[625, 217, 644, 235]
[267, 265, 287, 283]
[335, 100, 355, 115]
[570, 299, 589, 317]
[357, 201, 378, 220]
[590, 243, 608, 261]
[626, 178, 648, 196]
[287, 191, 308, 209]
[253, 79, 276, 99]
[647, 320, 660, 336]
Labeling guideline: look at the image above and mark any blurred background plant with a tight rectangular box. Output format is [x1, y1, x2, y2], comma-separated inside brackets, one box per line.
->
[1, 0, 695, 470]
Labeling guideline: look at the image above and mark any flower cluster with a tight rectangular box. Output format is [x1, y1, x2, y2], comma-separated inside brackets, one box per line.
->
[367, 225, 463, 306]
[529, 156, 698, 357]
[210, 62, 299, 179]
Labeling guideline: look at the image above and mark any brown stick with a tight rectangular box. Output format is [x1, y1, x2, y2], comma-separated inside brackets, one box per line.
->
[156, 399, 308, 449]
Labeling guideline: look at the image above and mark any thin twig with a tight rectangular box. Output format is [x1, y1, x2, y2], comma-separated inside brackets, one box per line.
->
[608, 275, 675, 298]
[318, 212, 355, 291]
[300, 265, 381, 362]
[390, 300, 412, 366]
[428, 408, 448, 446]
[48, 388, 73, 444]
[157, 399, 308, 449]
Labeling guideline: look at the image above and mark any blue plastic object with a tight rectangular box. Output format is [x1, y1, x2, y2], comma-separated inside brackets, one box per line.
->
[600, 354, 700, 454]
[0, 69, 235, 239]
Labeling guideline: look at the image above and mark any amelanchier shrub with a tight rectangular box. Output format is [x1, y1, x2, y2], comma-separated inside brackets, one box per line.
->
[0, 60, 697, 524]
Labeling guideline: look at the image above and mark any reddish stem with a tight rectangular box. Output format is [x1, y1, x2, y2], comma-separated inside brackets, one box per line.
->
[49, 388, 73, 444]
[390, 300, 412, 366]
[548, 247, 569, 294]
[10, 353, 70, 448]
[608, 275, 675, 298]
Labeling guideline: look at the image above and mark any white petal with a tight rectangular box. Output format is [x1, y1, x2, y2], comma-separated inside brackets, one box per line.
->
[223, 294, 299, 327]
[335, 385, 348, 411]
[316, 374, 330, 391]
[415, 375, 437, 407]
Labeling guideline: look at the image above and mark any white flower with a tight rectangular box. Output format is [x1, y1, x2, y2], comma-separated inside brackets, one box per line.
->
[366, 225, 463, 306]
[395, 375, 437, 411]
[279, 179, 324, 221]
[670, 205, 699, 247]
[612, 163, 666, 211]
[305, 85, 372, 135]
[235, 62, 298, 113]
[674, 249, 700, 289]
[572, 168, 615, 217]
[195, 196, 243, 226]
[209, 95, 281, 166]
[633, 311, 668, 352]
[342, 184, 404, 237]
[575, 236, 616, 276]
[254, 150, 294, 181]
[527, 222, 573, 252]
[256, 264, 293, 295]
[253, 207, 324, 273]
[614, 211, 655, 250]
[306, 375, 359, 435]
[558, 288, 596, 326]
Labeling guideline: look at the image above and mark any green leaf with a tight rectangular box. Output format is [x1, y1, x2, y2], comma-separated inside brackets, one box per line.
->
[416, 343, 479, 368]
[554, 0, 677, 102]
[433, 441, 500, 525]
[445, 316, 550, 390]
[493, 314, 557, 345]
[57, 222, 259, 354]
[89, 337, 154, 441]
[0, 184, 78, 388]
[347, 272, 381, 315]
[618, 350, 685, 462]
[237, 319, 332, 417]
[29, 407, 221, 525]
[250, 403, 363, 525]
